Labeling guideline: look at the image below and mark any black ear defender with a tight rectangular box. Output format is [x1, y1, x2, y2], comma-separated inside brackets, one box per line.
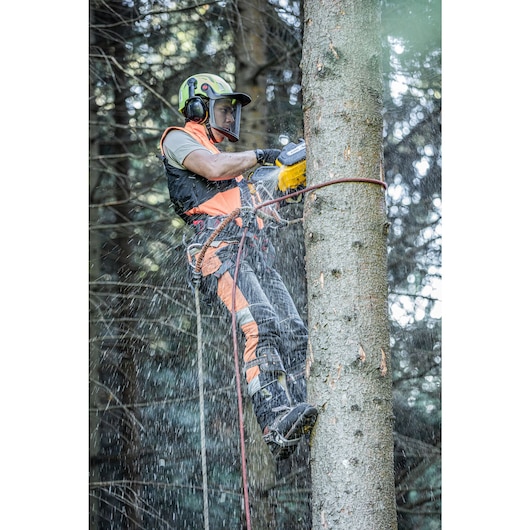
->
[184, 77, 208, 123]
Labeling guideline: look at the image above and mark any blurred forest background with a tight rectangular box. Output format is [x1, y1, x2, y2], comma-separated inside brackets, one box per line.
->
[88, 0, 441, 528]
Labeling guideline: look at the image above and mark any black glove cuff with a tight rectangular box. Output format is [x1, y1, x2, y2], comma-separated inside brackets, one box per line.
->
[254, 149, 265, 165]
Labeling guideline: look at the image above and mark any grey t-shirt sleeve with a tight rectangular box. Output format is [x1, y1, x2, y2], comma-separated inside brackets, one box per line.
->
[162, 129, 211, 169]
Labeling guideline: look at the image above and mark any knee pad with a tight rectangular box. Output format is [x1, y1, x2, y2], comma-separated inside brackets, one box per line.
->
[245, 347, 286, 395]
[254, 347, 286, 373]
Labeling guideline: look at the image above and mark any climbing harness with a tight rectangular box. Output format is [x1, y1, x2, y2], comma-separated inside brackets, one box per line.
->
[190, 175, 387, 530]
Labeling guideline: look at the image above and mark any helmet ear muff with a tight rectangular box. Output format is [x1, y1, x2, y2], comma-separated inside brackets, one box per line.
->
[184, 97, 208, 123]
[182, 77, 208, 123]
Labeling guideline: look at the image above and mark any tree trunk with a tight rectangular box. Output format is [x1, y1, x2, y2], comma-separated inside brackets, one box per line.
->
[301, 1, 397, 528]
[112, 65, 143, 530]
[89, 2, 142, 527]
[233, 0, 270, 150]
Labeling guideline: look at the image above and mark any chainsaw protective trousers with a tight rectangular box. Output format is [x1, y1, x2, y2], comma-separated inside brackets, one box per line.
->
[192, 232, 308, 431]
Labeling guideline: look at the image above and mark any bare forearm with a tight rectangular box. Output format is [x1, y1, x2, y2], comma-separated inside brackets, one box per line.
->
[183, 150, 258, 181]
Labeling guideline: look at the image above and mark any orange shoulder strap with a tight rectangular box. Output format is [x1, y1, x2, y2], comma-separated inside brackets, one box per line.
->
[159, 122, 219, 155]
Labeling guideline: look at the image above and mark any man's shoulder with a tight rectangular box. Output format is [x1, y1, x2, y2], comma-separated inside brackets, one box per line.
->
[163, 128, 210, 167]
[165, 127, 196, 142]
[165, 128, 210, 149]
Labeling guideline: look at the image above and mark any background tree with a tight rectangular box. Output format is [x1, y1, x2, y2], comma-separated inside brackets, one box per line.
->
[89, 2, 145, 527]
[88, 1, 441, 528]
[382, 2, 441, 526]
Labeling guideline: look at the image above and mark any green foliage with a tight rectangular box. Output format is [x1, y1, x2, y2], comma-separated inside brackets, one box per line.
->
[382, 1, 441, 526]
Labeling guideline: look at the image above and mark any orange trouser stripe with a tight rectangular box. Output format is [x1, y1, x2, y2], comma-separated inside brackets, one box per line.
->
[217, 270, 260, 384]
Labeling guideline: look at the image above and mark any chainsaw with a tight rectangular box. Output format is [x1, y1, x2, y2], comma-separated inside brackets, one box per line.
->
[248, 139, 306, 204]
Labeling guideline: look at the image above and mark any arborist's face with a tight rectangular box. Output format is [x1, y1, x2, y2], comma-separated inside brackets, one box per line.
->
[213, 98, 236, 128]
[209, 97, 242, 143]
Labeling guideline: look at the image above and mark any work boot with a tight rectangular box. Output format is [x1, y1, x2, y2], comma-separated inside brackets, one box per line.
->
[263, 403, 318, 460]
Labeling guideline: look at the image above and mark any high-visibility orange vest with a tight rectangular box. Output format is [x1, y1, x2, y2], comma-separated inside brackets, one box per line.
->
[160, 122, 245, 223]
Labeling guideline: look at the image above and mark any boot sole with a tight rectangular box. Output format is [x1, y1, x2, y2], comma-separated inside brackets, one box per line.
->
[285, 405, 318, 440]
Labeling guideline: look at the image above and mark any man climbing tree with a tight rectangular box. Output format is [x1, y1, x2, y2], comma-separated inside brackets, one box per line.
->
[159, 73, 318, 461]
[302, 0, 398, 528]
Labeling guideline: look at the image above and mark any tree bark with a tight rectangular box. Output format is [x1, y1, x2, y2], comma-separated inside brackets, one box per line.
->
[302, 0, 397, 528]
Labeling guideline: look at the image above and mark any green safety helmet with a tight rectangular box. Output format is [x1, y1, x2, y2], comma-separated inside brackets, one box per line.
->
[178, 73, 251, 142]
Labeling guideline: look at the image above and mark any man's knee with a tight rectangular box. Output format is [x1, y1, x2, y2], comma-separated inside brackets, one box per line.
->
[245, 347, 286, 397]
